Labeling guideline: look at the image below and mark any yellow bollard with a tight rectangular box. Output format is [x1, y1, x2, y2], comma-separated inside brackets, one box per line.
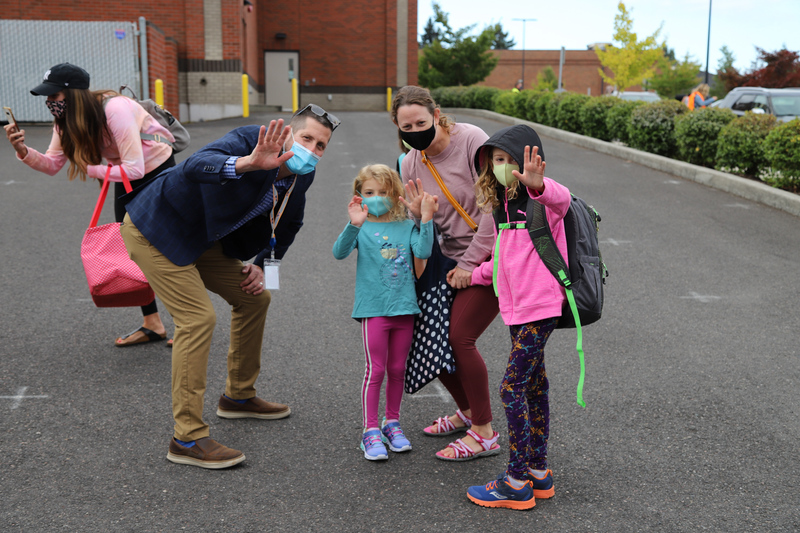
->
[242, 74, 250, 118]
[387, 87, 392, 112]
[154, 79, 164, 108]
[292, 78, 299, 113]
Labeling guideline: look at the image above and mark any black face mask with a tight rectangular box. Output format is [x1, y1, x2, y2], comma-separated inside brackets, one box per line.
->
[399, 123, 436, 151]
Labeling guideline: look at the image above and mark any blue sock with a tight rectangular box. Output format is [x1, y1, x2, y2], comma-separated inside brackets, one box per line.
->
[224, 394, 248, 405]
[175, 439, 195, 448]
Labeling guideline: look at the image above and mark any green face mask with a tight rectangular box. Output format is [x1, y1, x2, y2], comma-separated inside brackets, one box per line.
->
[493, 163, 519, 188]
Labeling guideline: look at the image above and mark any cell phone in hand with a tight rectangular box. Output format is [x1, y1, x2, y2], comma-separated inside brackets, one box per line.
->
[3, 106, 19, 130]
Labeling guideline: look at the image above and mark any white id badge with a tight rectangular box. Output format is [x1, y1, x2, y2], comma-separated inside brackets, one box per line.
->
[262, 259, 281, 290]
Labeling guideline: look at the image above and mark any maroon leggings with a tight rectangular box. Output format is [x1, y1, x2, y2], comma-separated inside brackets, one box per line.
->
[438, 284, 499, 426]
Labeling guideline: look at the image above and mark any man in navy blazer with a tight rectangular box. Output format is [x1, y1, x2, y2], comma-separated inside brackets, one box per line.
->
[121, 105, 338, 469]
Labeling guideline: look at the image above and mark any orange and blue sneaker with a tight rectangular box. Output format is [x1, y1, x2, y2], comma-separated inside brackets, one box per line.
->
[526, 469, 555, 499]
[466, 476, 536, 510]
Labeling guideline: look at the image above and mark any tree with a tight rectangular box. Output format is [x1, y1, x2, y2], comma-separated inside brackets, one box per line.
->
[418, 3, 498, 88]
[420, 17, 442, 48]
[721, 47, 800, 89]
[649, 52, 701, 99]
[487, 23, 516, 50]
[711, 45, 736, 97]
[536, 66, 559, 91]
[595, 2, 664, 92]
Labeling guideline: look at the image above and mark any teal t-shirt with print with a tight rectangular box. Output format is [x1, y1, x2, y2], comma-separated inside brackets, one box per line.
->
[332, 219, 434, 319]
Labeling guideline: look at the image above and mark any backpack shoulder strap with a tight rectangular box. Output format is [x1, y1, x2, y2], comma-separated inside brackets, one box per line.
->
[526, 196, 571, 288]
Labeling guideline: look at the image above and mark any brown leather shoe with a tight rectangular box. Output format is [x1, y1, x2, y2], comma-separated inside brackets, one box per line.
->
[166, 437, 245, 469]
[216, 394, 291, 420]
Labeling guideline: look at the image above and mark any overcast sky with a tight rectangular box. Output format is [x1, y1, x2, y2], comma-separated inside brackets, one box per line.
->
[417, 0, 800, 74]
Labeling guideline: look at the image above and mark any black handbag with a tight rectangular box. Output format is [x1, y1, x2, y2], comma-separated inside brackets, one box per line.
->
[405, 231, 458, 394]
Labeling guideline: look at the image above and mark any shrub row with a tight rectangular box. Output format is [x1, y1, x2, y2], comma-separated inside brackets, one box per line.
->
[429, 86, 800, 191]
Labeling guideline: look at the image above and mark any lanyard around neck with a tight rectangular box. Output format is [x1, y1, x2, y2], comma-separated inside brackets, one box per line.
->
[268, 177, 298, 257]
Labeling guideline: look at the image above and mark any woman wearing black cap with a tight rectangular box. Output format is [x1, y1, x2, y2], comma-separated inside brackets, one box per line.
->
[4, 63, 177, 347]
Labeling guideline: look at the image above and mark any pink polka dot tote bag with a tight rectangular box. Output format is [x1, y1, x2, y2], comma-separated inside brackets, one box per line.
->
[80, 165, 155, 307]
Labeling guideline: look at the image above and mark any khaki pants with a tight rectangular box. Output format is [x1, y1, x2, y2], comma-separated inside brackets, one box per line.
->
[121, 214, 271, 441]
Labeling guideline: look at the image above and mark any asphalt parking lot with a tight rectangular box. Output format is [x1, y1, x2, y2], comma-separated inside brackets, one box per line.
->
[1, 110, 798, 532]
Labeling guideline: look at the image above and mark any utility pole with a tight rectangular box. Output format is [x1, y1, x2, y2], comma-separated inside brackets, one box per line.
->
[705, 0, 712, 84]
[513, 18, 536, 88]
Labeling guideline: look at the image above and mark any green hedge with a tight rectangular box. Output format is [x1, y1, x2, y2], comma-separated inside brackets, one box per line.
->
[716, 112, 778, 176]
[606, 100, 645, 144]
[580, 96, 620, 142]
[556, 93, 591, 133]
[426, 84, 800, 194]
[628, 100, 687, 157]
[674, 107, 736, 167]
[762, 119, 800, 191]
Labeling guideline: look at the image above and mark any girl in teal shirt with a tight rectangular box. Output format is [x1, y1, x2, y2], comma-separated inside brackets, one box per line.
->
[333, 164, 438, 460]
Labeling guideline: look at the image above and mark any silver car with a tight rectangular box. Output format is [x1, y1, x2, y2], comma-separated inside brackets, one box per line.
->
[713, 87, 800, 122]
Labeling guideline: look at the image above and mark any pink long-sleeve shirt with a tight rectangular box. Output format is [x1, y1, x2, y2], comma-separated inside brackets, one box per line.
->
[472, 178, 572, 326]
[400, 122, 495, 271]
[18, 95, 174, 182]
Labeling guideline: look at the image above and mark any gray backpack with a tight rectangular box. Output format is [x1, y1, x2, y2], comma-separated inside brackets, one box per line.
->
[118, 86, 190, 152]
[526, 194, 608, 407]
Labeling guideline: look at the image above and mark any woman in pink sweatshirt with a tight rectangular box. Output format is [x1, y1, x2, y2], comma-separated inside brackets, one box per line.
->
[4, 63, 176, 347]
[466, 124, 570, 510]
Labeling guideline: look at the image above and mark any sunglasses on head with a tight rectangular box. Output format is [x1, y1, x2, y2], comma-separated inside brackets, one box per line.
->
[295, 103, 340, 131]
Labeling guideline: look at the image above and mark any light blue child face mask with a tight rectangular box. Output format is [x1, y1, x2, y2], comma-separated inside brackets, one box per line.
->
[284, 132, 321, 175]
[361, 195, 392, 217]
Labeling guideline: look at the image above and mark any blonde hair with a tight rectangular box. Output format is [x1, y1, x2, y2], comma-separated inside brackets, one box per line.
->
[390, 85, 455, 134]
[695, 83, 711, 97]
[474, 147, 522, 212]
[353, 164, 408, 221]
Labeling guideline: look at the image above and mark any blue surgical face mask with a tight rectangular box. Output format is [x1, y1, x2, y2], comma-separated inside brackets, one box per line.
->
[493, 163, 519, 188]
[362, 195, 392, 217]
[284, 132, 321, 175]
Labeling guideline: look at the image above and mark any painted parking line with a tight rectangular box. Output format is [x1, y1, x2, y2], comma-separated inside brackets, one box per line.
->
[601, 238, 631, 246]
[680, 291, 721, 303]
[407, 381, 450, 402]
[1, 387, 49, 410]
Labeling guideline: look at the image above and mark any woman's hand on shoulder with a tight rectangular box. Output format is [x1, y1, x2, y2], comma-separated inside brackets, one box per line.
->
[4, 124, 27, 158]
[348, 195, 368, 227]
[514, 145, 545, 193]
[398, 178, 424, 219]
[419, 192, 439, 223]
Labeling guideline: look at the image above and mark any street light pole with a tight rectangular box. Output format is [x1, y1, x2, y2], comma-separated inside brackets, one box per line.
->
[705, 0, 712, 84]
[513, 18, 536, 88]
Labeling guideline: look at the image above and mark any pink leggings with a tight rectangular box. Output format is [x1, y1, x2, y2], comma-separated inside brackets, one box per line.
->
[361, 315, 415, 429]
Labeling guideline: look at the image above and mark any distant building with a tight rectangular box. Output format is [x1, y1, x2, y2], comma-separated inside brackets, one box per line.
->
[0, 0, 418, 122]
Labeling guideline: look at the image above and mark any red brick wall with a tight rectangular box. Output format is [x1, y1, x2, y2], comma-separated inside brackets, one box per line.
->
[146, 24, 181, 115]
[479, 49, 639, 96]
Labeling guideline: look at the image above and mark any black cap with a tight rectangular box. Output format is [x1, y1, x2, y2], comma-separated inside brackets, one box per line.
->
[30, 63, 90, 96]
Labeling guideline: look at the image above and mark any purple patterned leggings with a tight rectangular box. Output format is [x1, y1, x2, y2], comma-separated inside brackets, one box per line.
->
[501, 318, 558, 479]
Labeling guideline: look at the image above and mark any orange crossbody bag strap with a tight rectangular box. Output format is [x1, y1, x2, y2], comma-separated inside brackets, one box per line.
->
[421, 151, 478, 232]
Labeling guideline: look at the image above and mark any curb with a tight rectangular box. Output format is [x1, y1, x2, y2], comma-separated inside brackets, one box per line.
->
[444, 107, 800, 219]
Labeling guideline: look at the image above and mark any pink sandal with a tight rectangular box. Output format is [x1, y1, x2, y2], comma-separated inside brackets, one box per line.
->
[423, 409, 472, 436]
[435, 429, 501, 462]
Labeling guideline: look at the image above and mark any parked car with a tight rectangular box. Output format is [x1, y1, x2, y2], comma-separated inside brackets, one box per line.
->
[612, 91, 662, 103]
[713, 87, 800, 122]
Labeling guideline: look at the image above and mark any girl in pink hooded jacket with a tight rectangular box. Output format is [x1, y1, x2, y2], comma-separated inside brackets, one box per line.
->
[464, 124, 571, 511]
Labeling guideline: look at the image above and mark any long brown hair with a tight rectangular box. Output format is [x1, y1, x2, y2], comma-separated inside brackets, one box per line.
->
[390, 85, 454, 133]
[54, 88, 116, 181]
